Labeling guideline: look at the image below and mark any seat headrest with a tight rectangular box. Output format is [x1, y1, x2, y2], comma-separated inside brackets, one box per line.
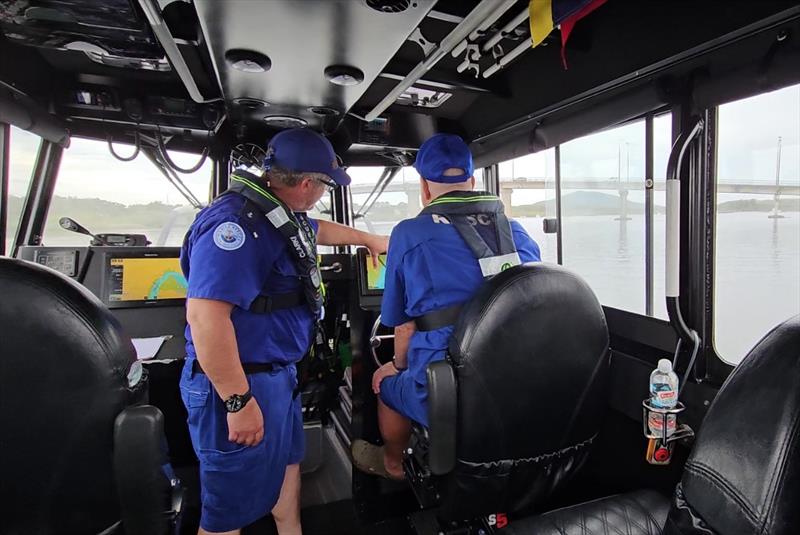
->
[0, 257, 141, 532]
[668, 315, 800, 535]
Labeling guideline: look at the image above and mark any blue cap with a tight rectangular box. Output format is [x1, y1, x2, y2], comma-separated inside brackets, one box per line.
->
[413, 133, 474, 184]
[264, 128, 351, 186]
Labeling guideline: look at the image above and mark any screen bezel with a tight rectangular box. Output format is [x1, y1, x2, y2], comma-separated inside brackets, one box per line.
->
[101, 250, 186, 309]
[355, 247, 387, 297]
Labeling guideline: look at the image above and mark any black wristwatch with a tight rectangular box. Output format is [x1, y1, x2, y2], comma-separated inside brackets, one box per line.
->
[224, 390, 253, 413]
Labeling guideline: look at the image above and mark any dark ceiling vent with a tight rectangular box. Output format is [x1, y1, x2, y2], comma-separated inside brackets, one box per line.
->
[233, 98, 269, 109]
[365, 0, 413, 14]
[309, 106, 339, 116]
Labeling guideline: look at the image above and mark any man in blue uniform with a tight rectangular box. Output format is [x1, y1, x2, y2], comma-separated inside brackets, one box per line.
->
[352, 134, 541, 480]
[180, 128, 388, 535]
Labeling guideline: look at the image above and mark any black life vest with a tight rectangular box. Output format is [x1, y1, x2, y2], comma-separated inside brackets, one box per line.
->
[414, 190, 520, 331]
[221, 171, 323, 316]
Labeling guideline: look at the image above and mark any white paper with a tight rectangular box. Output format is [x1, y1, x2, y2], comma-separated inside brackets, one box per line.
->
[131, 335, 172, 360]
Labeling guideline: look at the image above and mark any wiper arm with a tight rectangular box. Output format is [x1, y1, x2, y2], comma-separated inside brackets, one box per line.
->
[141, 147, 204, 209]
[355, 167, 400, 220]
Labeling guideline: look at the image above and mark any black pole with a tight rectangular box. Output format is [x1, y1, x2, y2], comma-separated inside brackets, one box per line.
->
[555, 145, 563, 265]
[0, 123, 9, 256]
[333, 185, 353, 254]
[13, 141, 63, 255]
[213, 152, 230, 199]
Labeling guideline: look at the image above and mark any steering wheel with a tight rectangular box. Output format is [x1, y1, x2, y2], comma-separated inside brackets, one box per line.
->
[369, 315, 395, 368]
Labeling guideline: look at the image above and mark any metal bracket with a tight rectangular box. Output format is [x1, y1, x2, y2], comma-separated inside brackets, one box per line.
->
[408, 28, 437, 57]
[456, 43, 482, 77]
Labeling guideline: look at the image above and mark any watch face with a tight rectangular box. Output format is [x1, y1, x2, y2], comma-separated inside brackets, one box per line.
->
[226, 397, 242, 412]
[225, 392, 251, 412]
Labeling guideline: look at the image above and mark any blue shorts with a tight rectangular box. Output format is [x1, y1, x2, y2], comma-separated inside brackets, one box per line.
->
[379, 370, 429, 427]
[180, 359, 304, 533]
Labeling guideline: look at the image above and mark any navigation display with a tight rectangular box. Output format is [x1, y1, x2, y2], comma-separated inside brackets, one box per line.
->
[366, 253, 387, 291]
[105, 255, 187, 307]
[356, 247, 388, 306]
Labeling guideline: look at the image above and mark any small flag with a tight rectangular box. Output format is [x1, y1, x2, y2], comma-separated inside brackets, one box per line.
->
[529, 0, 608, 68]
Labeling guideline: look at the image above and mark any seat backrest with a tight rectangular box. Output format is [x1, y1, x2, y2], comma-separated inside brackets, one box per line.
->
[442, 263, 610, 518]
[664, 315, 800, 535]
[0, 257, 144, 534]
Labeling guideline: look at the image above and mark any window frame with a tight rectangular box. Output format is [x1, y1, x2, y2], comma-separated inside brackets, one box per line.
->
[2, 125, 47, 257]
[0, 123, 8, 255]
[705, 85, 799, 376]
[498, 112, 671, 317]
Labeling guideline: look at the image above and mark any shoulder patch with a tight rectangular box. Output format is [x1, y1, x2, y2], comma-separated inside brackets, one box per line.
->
[213, 221, 246, 251]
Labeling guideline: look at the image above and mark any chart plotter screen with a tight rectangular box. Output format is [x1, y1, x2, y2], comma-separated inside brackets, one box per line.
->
[105, 256, 188, 307]
[365, 253, 387, 291]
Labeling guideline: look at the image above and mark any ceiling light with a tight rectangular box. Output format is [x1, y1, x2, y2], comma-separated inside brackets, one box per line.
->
[225, 49, 271, 73]
[324, 65, 364, 86]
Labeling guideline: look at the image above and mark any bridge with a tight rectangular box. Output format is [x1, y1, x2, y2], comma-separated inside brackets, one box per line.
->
[349, 179, 800, 196]
[350, 178, 799, 217]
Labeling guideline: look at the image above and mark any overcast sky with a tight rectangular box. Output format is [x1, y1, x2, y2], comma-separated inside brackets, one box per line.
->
[7, 85, 798, 209]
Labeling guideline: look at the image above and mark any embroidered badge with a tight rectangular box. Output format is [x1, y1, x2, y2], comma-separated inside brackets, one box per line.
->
[213, 222, 246, 251]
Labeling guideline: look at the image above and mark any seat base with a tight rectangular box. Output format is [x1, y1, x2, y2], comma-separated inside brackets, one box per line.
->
[505, 489, 669, 535]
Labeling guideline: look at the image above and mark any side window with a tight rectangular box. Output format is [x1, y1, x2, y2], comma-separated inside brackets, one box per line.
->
[498, 149, 558, 263]
[560, 120, 647, 313]
[43, 138, 212, 246]
[5, 126, 42, 254]
[714, 84, 800, 364]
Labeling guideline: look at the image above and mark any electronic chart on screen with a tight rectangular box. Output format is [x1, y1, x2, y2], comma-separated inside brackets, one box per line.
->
[357, 248, 387, 308]
[366, 253, 387, 291]
[104, 253, 188, 308]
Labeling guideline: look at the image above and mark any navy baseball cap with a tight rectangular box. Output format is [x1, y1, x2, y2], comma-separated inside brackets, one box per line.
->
[265, 128, 351, 186]
[414, 133, 474, 184]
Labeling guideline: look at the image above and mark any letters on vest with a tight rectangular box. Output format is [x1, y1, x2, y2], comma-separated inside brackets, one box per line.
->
[225, 171, 323, 316]
[420, 191, 520, 278]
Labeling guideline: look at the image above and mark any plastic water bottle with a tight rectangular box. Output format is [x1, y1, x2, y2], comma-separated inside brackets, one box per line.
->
[648, 359, 679, 437]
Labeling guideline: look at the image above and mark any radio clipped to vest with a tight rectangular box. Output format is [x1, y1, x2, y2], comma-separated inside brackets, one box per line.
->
[415, 191, 520, 331]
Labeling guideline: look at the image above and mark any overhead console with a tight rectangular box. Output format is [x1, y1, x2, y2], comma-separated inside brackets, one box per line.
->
[341, 112, 437, 166]
[57, 85, 223, 134]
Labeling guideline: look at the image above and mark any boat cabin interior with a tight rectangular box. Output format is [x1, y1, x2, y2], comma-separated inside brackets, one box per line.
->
[1, 1, 799, 534]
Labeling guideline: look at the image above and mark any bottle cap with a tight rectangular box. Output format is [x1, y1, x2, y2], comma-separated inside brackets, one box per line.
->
[658, 359, 672, 373]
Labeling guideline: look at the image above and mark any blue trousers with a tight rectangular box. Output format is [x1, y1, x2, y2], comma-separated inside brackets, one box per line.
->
[379, 370, 429, 427]
[180, 359, 304, 532]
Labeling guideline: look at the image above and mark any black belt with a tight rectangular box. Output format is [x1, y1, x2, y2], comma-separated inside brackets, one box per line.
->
[249, 291, 304, 313]
[414, 304, 463, 332]
[192, 359, 274, 375]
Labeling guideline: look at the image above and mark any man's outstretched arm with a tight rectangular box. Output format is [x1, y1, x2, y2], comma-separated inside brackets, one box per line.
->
[315, 219, 389, 265]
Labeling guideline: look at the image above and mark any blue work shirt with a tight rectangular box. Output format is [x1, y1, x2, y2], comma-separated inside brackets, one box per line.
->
[180, 192, 318, 365]
[381, 212, 541, 387]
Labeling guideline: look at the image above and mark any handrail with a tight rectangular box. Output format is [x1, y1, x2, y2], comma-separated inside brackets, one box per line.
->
[665, 117, 703, 345]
